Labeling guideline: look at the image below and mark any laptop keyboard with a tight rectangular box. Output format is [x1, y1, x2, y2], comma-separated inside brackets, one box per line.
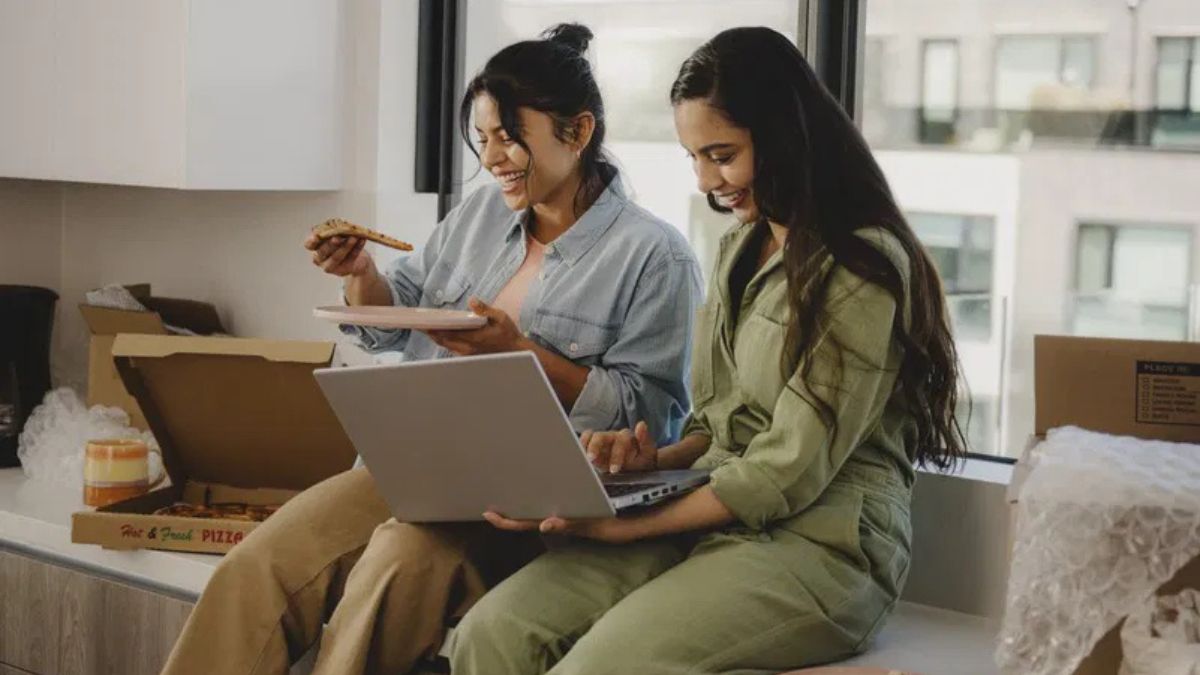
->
[604, 482, 667, 497]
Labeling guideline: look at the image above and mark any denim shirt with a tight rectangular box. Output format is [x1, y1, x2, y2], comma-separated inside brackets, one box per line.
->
[341, 178, 703, 444]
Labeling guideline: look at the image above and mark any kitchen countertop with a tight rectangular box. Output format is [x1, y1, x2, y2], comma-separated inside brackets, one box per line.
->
[0, 467, 218, 600]
[0, 467, 1000, 673]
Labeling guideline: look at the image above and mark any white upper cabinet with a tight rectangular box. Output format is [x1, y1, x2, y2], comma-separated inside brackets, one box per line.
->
[0, 0, 342, 190]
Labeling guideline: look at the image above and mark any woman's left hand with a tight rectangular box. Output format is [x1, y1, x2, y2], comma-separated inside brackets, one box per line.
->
[483, 511, 640, 544]
[426, 298, 531, 355]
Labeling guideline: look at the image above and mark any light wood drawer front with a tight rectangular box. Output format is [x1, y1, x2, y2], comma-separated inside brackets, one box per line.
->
[0, 550, 193, 675]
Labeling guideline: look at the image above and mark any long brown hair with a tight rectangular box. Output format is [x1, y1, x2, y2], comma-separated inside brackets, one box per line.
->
[671, 27, 966, 469]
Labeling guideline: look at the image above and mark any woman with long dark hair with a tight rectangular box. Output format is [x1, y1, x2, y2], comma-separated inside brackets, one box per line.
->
[161, 24, 702, 675]
[450, 26, 965, 674]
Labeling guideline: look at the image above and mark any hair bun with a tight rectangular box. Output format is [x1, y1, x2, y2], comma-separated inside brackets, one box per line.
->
[542, 23, 593, 55]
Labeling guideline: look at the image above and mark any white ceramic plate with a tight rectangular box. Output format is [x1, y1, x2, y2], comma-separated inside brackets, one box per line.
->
[313, 306, 487, 331]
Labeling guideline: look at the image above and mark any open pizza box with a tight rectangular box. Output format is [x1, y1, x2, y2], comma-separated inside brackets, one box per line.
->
[1009, 335, 1200, 674]
[71, 333, 357, 554]
[79, 283, 226, 430]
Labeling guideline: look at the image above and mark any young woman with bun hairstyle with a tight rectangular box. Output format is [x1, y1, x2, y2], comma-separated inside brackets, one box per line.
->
[162, 24, 701, 675]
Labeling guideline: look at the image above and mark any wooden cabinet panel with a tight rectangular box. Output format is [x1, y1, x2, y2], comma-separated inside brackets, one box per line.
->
[0, 550, 193, 675]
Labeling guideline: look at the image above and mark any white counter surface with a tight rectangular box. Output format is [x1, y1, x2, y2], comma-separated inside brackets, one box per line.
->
[0, 467, 1000, 673]
[0, 467, 217, 600]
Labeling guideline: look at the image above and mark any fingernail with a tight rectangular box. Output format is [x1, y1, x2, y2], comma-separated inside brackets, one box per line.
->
[610, 465, 620, 474]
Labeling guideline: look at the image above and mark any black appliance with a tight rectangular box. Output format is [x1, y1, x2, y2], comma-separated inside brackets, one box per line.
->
[0, 285, 58, 467]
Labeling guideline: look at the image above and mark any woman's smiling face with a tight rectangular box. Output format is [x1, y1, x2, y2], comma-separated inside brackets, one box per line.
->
[673, 99, 759, 224]
[473, 94, 583, 213]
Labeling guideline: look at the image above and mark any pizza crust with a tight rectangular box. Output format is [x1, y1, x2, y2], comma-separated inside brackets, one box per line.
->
[313, 218, 414, 252]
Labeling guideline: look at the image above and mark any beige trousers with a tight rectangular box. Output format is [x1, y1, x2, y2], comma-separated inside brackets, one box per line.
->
[161, 467, 541, 675]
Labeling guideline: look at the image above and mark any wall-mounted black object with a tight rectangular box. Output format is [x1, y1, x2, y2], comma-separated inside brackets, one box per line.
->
[415, 0, 465, 219]
[0, 285, 58, 468]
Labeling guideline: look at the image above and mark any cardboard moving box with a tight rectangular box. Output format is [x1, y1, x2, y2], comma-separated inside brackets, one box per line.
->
[71, 334, 357, 554]
[1015, 335, 1200, 675]
[79, 284, 225, 430]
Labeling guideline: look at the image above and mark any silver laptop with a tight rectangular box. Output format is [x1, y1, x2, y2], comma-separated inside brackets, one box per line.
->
[313, 352, 709, 522]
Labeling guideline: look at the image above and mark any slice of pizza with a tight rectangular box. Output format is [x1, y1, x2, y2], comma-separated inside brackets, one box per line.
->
[313, 218, 414, 252]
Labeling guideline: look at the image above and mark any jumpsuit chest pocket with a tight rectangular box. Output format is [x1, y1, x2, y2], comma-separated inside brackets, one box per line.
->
[732, 312, 788, 408]
[531, 311, 617, 361]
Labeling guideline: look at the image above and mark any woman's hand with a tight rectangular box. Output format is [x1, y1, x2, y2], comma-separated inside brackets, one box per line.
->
[580, 421, 658, 475]
[426, 298, 531, 355]
[482, 512, 640, 544]
[304, 233, 373, 279]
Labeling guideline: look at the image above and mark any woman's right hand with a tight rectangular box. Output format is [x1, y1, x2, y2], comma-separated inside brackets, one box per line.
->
[580, 421, 658, 475]
[304, 233, 374, 279]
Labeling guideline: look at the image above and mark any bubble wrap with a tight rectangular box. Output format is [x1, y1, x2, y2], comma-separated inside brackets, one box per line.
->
[17, 388, 161, 487]
[997, 426, 1200, 675]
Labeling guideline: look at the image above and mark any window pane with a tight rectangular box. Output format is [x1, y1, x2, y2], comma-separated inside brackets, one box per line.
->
[922, 40, 958, 122]
[909, 212, 994, 342]
[995, 36, 1060, 109]
[1073, 226, 1191, 345]
[864, 2, 1200, 457]
[1061, 37, 1095, 89]
[1075, 224, 1113, 294]
[1157, 38, 1190, 109]
[1111, 227, 1190, 305]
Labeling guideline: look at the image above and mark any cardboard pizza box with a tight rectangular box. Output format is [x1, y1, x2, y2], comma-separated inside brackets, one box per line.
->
[71, 334, 357, 554]
[79, 284, 226, 429]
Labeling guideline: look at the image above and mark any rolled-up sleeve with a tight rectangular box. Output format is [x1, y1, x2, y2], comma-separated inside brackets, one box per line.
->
[339, 208, 460, 354]
[708, 269, 903, 530]
[568, 257, 703, 446]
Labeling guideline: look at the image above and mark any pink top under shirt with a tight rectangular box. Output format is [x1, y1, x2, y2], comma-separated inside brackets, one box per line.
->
[491, 234, 547, 325]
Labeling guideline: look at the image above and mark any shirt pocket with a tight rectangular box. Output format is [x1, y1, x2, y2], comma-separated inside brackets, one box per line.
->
[422, 262, 472, 309]
[732, 311, 787, 409]
[691, 304, 719, 407]
[532, 310, 618, 361]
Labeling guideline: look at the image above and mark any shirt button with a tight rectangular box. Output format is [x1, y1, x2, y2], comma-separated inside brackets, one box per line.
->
[569, 343, 579, 353]
[435, 290, 444, 300]
[539, 272, 547, 281]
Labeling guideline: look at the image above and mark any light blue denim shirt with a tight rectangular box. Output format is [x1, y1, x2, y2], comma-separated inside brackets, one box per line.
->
[341, 177, 703, 444]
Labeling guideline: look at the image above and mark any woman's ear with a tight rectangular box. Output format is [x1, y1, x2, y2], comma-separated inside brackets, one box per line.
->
[569, 112, 597, 155]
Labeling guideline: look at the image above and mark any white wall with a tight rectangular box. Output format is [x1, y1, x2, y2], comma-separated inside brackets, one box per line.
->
[0, 180, 61, 292]
[1, 0, 438, 391]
